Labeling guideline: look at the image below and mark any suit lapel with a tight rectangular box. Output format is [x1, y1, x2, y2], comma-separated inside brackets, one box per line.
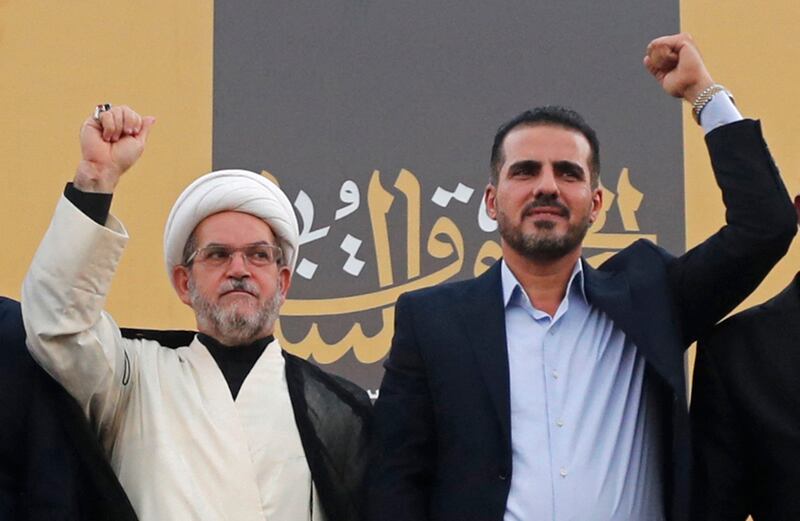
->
[582, 259, 636, 338]
[456, 262, 511, 442]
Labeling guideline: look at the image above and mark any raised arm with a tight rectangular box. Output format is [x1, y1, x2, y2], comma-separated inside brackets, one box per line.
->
[644, 33, 796, 344]
[22, 105, 155, 430]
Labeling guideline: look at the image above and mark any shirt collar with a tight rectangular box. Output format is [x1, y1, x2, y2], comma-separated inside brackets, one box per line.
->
[501, 258, 588, 309]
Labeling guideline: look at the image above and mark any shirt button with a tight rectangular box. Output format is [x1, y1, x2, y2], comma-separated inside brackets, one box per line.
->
[552, 370, 559, 379]
[560, 468, 568, 477]
[556, 419, 564, 427]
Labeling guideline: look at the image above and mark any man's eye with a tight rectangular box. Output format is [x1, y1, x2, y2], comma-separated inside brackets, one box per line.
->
[206, 249, 231, 260]
[251, 250, 271, 260]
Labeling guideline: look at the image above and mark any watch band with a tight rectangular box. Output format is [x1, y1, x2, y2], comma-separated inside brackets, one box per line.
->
[691, 84, 734, 125]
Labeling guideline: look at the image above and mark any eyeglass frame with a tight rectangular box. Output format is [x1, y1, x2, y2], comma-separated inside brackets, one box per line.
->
[183, 242, 284, 268]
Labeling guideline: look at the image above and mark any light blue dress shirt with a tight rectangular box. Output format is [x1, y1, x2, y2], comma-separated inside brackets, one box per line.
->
[501, 260, 665, 521]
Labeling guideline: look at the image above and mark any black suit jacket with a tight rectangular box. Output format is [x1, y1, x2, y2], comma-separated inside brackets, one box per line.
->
[368, 120, 797, 521]
[691, 274, 800, 521]
[0, 297, 138, 521]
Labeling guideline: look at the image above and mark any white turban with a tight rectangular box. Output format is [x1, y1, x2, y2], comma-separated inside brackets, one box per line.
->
[163, 169, 299, 287]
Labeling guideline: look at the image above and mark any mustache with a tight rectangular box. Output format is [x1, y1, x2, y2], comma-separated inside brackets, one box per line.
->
[522, 195, 570, 218]
[218, 278, 260, 297]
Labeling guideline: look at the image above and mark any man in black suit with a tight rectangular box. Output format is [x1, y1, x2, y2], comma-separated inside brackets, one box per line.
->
[0, 296, 137, 521]
[368, 34, 796, 521]
[691, 196, 800, 521]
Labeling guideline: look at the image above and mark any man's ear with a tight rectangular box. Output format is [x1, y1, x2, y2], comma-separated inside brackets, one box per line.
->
[278, 267, 292, 302]
[172, 265, 193, 306]
[589, 187, 604, 224]
[484, 183, 498, 220]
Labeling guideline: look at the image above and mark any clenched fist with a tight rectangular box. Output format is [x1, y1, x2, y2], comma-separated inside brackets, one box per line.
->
[74, 105, 155, 193]
[644, 33, 714, 104]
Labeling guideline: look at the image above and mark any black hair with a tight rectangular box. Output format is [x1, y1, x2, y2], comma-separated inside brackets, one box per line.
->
[489, 105, 600, 188]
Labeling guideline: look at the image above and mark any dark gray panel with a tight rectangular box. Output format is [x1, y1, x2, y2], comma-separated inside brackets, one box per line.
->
[214, 1, 682, 391]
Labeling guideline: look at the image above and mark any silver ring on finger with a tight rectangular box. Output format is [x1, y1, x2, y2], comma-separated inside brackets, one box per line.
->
[93, 103, 112, 121]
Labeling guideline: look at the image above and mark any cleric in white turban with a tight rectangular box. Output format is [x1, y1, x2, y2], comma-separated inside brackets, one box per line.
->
[22, 105, 371, 521]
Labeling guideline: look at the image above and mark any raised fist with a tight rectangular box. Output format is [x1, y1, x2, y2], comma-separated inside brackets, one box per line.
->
[644, 33, 714, 103]
[74, 105, 156, 193]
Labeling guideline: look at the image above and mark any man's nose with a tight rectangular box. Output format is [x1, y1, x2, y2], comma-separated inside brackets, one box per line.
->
[225, 251, 251, 277]
[534, 167, 559, 196]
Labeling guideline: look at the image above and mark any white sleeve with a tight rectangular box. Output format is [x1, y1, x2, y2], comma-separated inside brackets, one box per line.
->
[22, 194, 136, 433]
[701, 92, 743, 133]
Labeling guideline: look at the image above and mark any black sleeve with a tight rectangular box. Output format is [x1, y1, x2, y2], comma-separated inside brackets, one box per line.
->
[64, 183, 113, 226]
[666, 120, 796, 345]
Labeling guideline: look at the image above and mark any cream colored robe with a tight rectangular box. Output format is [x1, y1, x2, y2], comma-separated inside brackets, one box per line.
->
[22, 196, 325, 521]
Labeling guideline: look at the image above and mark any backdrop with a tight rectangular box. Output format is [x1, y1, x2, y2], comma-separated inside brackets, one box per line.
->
[1, 1, 798, 396]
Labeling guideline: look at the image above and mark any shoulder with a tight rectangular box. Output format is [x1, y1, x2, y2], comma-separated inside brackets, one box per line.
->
[397, 261, 501, 309]
[695, 282, 800, 400]
[593, 239, 673, 280]
[0, 296, 20, 310]
[599, 239, 671, 268]
[699, 279, 799, 369]
[0, 297, 23, 335]
[703, 292, 788, 348]
[402, 275, 480, 300]
[0, 297, 31, 373]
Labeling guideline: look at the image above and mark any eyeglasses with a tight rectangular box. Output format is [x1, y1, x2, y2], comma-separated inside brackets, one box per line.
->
[184, 243, 283, 268]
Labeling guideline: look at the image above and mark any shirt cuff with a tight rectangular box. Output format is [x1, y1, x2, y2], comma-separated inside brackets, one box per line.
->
[700, 92, 743, 134]
[63, 182, 113, 226]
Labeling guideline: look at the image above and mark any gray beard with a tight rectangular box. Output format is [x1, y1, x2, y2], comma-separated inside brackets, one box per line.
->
[496, 209, 592, 262]
[188, 277, 282, 346]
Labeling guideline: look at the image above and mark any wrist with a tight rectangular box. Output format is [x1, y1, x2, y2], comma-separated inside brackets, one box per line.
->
[682, 76, 715, 104]
[73, 160, 120, 193]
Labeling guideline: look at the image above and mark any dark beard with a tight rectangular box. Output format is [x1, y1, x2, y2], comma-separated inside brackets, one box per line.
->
[497, 197, 592, 262]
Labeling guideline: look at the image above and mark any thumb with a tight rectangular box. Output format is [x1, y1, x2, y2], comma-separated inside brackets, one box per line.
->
[138, 116, 157, 143]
